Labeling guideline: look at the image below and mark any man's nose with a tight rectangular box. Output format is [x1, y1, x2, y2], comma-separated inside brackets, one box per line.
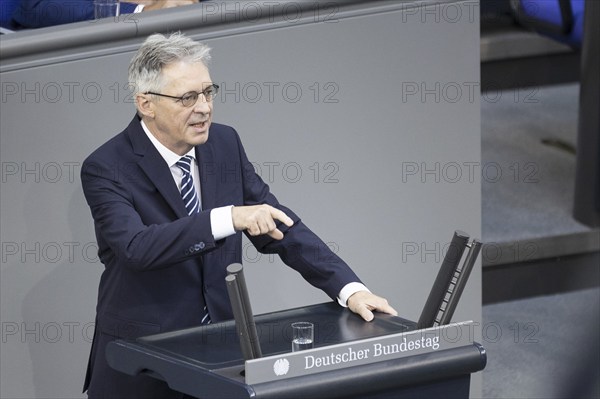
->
[192, 94, 211, 113]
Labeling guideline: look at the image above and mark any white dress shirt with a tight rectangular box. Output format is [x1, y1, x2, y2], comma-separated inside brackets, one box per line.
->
[141, 121, 235, 240]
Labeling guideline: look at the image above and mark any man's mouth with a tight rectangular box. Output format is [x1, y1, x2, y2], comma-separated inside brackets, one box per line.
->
[190, 120, 208, 129]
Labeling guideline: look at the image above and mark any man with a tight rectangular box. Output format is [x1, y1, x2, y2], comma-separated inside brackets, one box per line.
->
[81, 32, 397, 398]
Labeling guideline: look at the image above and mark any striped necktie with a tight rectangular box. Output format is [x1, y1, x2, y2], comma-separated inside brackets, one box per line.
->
[201, 307, 211, 325]
[176, 155, 200, 215]
[176, 155, 210, 324]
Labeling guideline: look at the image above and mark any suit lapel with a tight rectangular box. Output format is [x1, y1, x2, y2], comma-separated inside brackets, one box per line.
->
[126, 117, 189, 219]
[196, 139, 217, 210]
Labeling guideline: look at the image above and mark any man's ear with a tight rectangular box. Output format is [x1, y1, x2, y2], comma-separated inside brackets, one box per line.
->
[136, 93, 155, 118]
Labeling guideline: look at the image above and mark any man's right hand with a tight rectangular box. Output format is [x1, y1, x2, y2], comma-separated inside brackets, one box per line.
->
[231, 205, 294, 240]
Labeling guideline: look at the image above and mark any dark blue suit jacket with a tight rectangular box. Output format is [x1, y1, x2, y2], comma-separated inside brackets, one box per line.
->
[12, 0, 137, 29]
[80, 116, 360, 393]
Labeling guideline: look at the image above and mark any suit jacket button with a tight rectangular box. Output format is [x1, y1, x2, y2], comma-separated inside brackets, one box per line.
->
[194, 242, 205, 251]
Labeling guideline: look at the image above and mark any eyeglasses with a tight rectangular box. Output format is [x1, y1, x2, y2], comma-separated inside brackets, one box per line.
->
[145, 84, 219, 107]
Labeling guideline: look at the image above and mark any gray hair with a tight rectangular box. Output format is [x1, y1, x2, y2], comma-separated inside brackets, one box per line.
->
[128, 32, 211, 95]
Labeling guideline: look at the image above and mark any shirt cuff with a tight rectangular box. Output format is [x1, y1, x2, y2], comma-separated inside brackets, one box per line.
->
[210, 205, 236, 241]
[337, 282, 370, 307]
[134, 5, 145, 13]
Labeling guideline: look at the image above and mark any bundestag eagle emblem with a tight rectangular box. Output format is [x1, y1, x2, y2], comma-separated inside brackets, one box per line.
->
[273, 358, 290, 376]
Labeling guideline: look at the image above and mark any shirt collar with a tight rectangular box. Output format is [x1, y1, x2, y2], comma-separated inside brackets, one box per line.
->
[141, 120, 195, 168]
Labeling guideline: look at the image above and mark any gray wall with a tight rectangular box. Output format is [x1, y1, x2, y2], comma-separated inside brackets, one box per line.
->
[0, 1, 481, 397]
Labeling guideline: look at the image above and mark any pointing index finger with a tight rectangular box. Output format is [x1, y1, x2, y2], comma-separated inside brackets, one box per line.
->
[270, 207, 294, 227]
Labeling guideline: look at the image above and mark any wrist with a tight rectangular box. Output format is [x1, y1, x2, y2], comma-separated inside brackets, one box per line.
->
[337, 282, 370, 307]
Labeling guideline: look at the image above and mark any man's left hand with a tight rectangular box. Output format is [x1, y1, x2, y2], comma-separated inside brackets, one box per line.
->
[347, 291, 398, 322]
